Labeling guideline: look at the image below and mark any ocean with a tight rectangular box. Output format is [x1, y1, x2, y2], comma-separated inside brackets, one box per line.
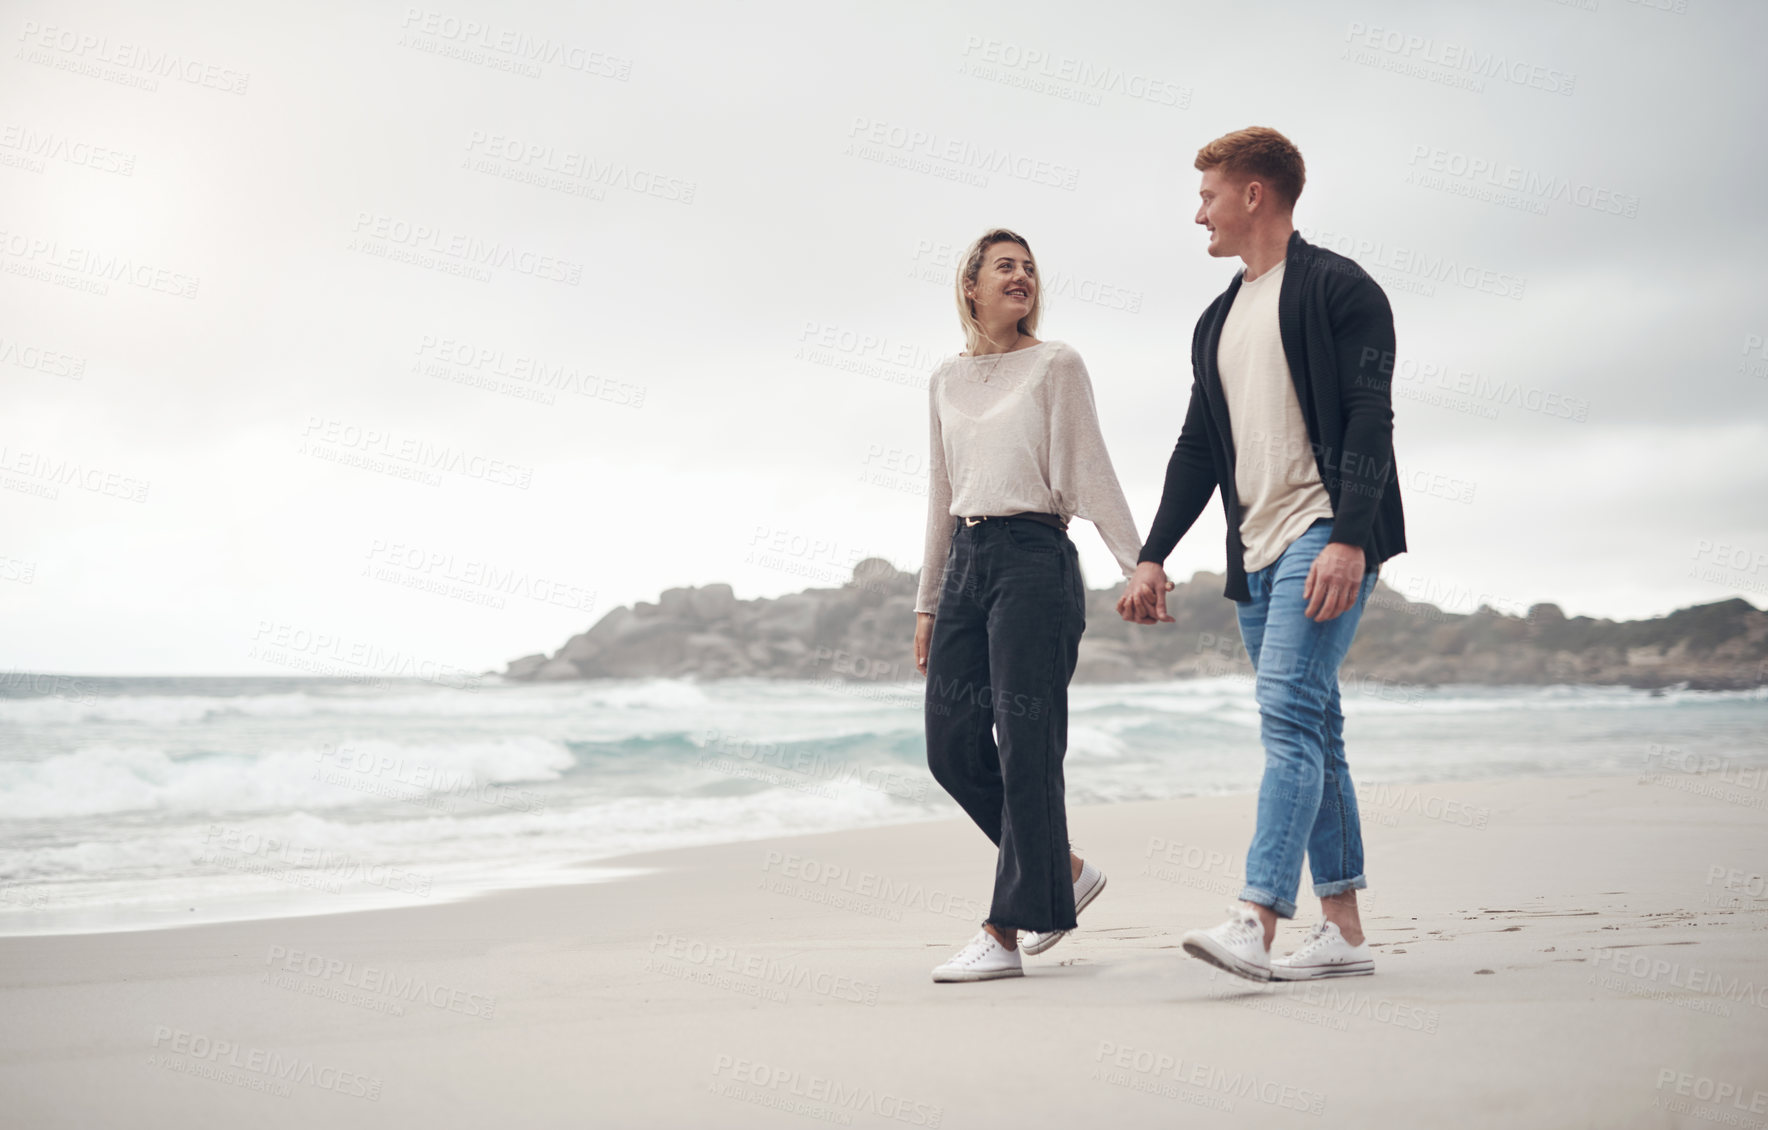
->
[2, 675, 1763, 936]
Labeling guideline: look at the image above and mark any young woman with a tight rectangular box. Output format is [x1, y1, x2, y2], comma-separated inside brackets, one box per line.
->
[914, 227, 1151, 982]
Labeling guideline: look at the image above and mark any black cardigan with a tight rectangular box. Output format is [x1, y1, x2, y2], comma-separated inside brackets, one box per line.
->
[1138, 229, 1407, 601]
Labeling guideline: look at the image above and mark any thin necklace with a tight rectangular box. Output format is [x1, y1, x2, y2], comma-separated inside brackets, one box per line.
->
[976, 329, 1022, 383]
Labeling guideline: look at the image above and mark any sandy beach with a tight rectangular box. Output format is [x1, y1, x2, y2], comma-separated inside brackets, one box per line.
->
[2, 772, 1764, 1128]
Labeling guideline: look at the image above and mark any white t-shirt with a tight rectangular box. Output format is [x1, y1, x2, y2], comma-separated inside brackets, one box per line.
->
[915, 340, 1142, 615]
[1217, 259, 1336, 573]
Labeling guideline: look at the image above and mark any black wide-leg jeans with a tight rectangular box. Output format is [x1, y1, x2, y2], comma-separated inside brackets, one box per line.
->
[924, 515, 1086, 933]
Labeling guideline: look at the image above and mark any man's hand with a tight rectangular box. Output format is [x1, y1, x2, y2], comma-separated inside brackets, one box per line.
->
[1118, 562, 1174, 625]
[914, 612, 934, 675]
[1304, 543, 1366, 621]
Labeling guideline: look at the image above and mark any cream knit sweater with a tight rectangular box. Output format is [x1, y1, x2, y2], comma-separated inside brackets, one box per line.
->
[915, 340, 1142, 615]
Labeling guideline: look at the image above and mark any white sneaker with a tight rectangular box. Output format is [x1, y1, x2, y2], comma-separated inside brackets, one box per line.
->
[1270, 920, 1374, 980]
[1180, 904, 1272, 982]
[931, 928, 1024, 983]
[1021, 860, 1108, 956]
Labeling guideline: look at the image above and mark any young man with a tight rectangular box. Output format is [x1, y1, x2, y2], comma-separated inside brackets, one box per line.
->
[1122, 127, 1406, 982]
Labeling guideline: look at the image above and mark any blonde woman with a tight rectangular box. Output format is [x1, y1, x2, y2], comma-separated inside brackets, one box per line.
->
[914, 227, 1151, 982]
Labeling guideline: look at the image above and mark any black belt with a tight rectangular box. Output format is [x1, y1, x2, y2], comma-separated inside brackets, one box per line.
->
[957, 511, 1069, 532]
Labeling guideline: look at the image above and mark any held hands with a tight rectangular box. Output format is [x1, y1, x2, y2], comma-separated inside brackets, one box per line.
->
[1117, 562, 1175, 625]
[1304, 543, 1366, 621]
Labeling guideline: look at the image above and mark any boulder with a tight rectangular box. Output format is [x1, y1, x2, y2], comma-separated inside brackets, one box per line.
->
[849, 558, 912, 601]
[685, 632, 751, 677]
[1075, 638, 1139, 683]
[534, 657, 584, 681]
[609, 620, 698, 674]
[690, 583, 736, 621]
[754, 593, 819, 638]
[503, 568, 1768, 688]
[558, 632, 602, 662]
[586, 606, 636, 645]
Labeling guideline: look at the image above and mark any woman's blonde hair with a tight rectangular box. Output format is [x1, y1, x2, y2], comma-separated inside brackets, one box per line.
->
[955, 227, 1042, 354]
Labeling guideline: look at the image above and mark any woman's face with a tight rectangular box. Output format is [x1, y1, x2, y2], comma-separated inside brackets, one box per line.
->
[967, 241, 1036, 325]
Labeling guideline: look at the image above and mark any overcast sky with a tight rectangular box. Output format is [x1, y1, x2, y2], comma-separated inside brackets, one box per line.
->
[4, 0, 1765, 676]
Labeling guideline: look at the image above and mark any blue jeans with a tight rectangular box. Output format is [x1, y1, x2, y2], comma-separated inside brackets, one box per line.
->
[1235, 519, 1379, 919]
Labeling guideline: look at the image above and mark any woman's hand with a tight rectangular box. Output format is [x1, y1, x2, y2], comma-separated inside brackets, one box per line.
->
[914, 612, 935, 675]
[1118, 563, 1174, 624]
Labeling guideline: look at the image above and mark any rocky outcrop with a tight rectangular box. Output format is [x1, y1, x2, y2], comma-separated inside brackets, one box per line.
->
[504, 560, 1768, 690]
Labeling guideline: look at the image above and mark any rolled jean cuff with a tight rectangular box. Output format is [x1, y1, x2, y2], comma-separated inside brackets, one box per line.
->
[1238, 885, 1296, 920]
[1313, 875, 1367, 899]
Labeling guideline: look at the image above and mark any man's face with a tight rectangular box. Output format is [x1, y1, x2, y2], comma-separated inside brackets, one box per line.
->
[1194, 166, 1251, 259]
